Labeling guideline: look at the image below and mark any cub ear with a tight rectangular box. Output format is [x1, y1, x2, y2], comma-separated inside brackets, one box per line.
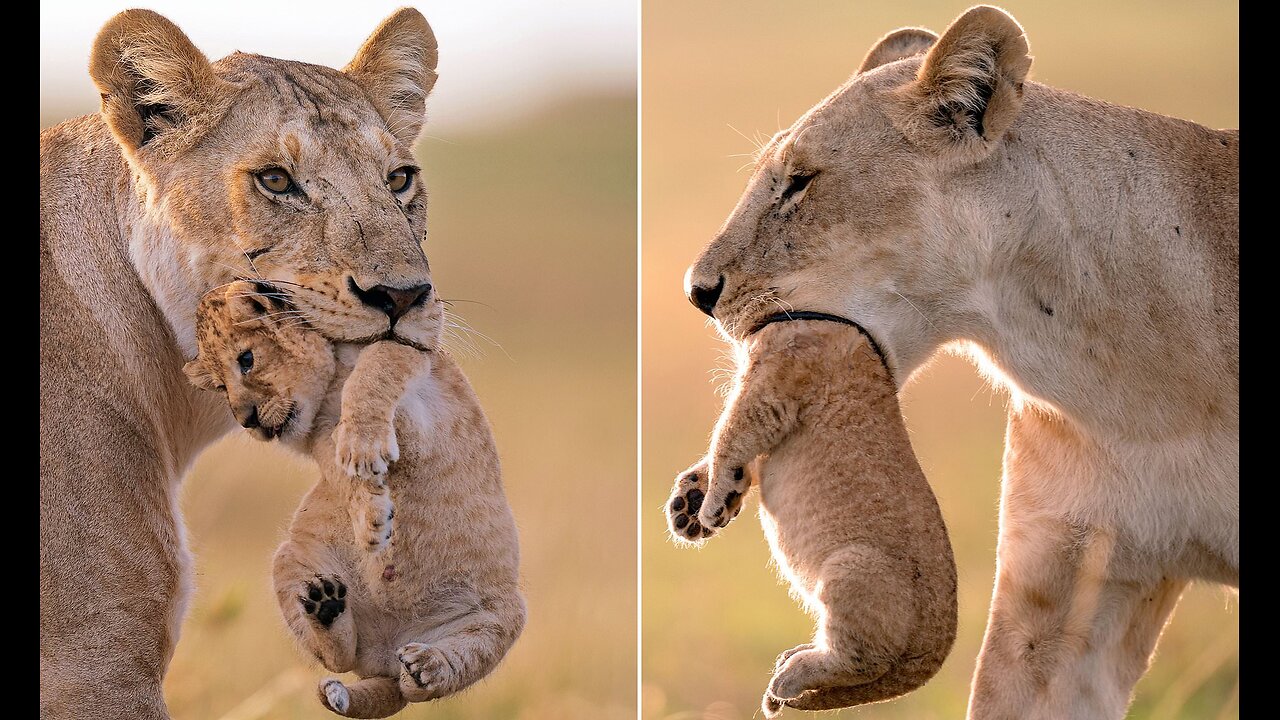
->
[344, 8, 439, 146]
[183, 358, 219, 392]
[88, 9, 235, 154]
[892, 5, 1031, 157]
[858, 27, 939, 73]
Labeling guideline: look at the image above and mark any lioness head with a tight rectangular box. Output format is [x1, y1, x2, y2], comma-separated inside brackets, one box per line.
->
[684, 6, 1032, 380]
[184, 281, 335, 444]
[89, 8, 443, 351]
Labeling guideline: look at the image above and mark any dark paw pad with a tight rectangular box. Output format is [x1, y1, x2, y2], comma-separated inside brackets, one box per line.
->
[300, 575, 347, 627]
[668, 481, 712, 541]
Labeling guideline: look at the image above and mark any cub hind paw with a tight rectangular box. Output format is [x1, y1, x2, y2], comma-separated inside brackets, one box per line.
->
[398, 643, 458, 700]
[299, 575, 347, 627]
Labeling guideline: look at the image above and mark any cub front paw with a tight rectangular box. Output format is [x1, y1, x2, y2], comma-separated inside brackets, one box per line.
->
[666, 465, 714, 543]
[697, 464, 749, 530]
[356, 488, 394, 553]
[299, 575, 347, 627]
[333, 420, 400, 480]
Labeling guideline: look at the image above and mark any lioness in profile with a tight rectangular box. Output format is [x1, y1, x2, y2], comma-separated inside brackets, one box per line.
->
[683, 5, 1237, 718]
[41, 8, 452, 717]
[184, 281, 525, 718]
[666, 319, 957, 716]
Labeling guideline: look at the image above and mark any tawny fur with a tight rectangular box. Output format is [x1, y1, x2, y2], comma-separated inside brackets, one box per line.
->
[666, 321, 957, 716]
[185, 282, 525, 718]
[683, 6, 1237, 719]
[41, 9, 450, 717]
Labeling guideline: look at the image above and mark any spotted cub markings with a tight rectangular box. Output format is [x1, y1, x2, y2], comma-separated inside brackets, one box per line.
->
[300, 575, 347, 627]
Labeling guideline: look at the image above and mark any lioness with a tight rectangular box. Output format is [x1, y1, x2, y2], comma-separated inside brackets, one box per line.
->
[41, 9, 446, 718]
[683, 6, 1237, 719]
[184, 281, 524, 718]
[666, 319, 957, 716]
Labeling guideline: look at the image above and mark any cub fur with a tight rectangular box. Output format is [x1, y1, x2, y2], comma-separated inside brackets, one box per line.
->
[185, 281, 525, 718]
[667, 320, 957, 716]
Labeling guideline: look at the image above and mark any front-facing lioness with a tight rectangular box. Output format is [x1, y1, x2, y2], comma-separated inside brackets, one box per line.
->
[683, 5, 1237, 719]
[41, 9, 449, 718]
[184, 281, 524, 718]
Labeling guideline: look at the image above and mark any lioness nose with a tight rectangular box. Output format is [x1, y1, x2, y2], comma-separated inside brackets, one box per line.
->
[688, 275, 725, 317]
[348, 279, 433, 321]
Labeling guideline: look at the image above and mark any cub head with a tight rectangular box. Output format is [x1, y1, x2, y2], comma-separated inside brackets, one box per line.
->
[89, 8, 444, 351]
[184, 281, 335, 444]
[684, 6, 1032, 380]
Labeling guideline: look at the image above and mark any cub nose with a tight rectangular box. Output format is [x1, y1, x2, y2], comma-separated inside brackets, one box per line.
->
[348, 278, 433, 321]
[240, 406, 260, 430]
[687, 275, 725, 317]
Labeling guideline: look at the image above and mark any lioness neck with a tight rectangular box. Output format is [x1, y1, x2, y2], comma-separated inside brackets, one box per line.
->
[927, 83, 1237, 438]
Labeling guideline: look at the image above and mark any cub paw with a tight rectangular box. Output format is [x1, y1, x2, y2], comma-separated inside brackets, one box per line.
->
[319, 679, 351, 715]
[398, 642, 458, 700]
[666, 465, 715, 543]
[333, 420, 399, 480]
[356, 488, 395, 553]
[697, 464, 749, 530]
[299, 575, 347, 628]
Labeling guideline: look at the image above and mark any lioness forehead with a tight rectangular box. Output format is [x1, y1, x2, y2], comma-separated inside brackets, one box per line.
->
[214, 53, 387, 134]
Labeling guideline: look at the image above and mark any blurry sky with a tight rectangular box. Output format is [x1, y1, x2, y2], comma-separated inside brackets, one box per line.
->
[40, 0, 637, 133]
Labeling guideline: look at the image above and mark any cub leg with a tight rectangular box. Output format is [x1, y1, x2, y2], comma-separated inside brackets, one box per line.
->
[698, 354, 799, 531]
[333, 341, 432, 482]
[272, 539, 357, 673]
[319, 676, 406, 719]
[397, 594, 527, 702]
[763, 544, 915, 715]
[346, 479, 395, 554]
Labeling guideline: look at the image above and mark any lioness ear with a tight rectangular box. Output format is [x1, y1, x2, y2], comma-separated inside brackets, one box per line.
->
[893, 5, 1031, 157]
[858, 27, 939, 73]
[344, 8, 439, 145]
[89, 9, 234, 153]
[183, 358, 219, 392]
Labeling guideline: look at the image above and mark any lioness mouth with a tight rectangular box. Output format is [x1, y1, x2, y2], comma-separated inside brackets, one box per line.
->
[748, 310, 892, 382]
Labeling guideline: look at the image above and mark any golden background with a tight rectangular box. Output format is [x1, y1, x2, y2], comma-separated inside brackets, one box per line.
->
[641, 2, 1238, 719]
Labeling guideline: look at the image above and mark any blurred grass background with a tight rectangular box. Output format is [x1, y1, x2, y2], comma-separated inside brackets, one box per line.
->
[43, 75, 637, 720]
[640, 2, 1238, 719]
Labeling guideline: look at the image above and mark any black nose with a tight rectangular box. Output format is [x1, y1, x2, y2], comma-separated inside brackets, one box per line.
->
[688, 275, 725, 317]
[348, 278, 433, 321]
[241, 407, 260, 430]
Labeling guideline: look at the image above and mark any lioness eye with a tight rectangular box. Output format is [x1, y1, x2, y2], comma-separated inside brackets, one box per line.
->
[237, 350, 254, 373]
[255, 168, 295, 195]
[781, 172, 816, 204]
[387, 166, 416, 194]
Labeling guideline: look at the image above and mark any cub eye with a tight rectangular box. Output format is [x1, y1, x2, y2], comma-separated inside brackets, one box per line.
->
[255, 168, 295, 195]
[781, 172, 816, 204]
[387, 166, 416, 194]
[237, 350, 254, 373]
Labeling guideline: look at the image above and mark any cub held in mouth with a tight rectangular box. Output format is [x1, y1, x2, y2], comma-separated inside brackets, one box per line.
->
[667, 319, 956, 716]
[185, 281, 525, 718]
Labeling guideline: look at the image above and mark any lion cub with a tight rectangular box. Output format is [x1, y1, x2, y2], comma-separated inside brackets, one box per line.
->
[184, 281, 525, 718]
[665, 320, 957, 716]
